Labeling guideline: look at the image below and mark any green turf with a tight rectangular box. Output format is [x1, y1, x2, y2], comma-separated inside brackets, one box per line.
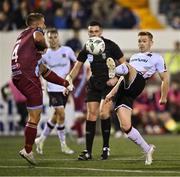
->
[0, 135, 180, 176]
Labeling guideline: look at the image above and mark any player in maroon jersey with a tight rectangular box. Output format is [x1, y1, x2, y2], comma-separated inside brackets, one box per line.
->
[11, 13, 70, 165]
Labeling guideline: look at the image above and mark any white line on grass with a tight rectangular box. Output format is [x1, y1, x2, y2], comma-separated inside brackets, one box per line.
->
[0, 166, 180, 174]
[7, 158, 180, 161]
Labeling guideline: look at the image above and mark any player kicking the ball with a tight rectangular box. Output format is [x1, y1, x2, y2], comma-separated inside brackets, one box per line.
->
[105, 31, 169, 165]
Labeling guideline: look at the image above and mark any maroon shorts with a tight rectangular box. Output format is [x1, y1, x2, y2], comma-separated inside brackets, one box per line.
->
[12, 74, 43, 109]
[73, 92, 87, 113]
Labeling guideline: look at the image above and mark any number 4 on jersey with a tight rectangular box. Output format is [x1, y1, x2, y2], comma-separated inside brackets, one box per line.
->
[12, 39, 21, 62]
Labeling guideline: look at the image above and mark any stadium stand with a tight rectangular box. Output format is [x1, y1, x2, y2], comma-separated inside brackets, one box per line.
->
[159, 0, 180, 29]
[117, 0, 164, 29]
[1, 0, 175, 30]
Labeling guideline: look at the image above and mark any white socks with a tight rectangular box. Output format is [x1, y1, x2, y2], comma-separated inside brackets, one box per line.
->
[127, 127, 150, 153]
[57, 123, 66, 145]
[41, 120, 56, 140]
[39, 120, 66, 146]
[115, 63, 129, 75]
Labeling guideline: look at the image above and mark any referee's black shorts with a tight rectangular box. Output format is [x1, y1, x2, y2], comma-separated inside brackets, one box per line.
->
[86, 76, 113, 102]
[114, 72, 146, 110]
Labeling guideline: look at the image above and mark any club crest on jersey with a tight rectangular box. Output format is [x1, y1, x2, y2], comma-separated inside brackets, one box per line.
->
[102, 53, 106, 59]
[62, 54, 67, 58]
[87, 54, 94, 63]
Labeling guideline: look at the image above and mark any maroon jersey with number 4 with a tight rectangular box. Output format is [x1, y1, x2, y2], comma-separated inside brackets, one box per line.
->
[11, 27, 44, 108]
[11, 27, 42, 78]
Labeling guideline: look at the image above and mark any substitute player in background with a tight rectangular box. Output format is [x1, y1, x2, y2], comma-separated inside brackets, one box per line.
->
[105, 31, 169, 165]
[11, 13, 70, 165]
[66, 21, 126, 160]
[35, 28, 76, 155]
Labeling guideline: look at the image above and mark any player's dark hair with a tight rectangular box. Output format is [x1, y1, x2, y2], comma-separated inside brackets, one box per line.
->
[88, 21, 102, 28]
[46, 28, 58, 35]
[26, 13, 44, 26]
[138, 31, 153, 40]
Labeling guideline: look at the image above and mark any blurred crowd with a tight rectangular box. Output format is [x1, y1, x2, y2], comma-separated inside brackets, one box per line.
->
[0, 0, 179, 31]
[131, 77, 180, 135]
[159, 0, 180, 29]
[0, 0, 144, 31]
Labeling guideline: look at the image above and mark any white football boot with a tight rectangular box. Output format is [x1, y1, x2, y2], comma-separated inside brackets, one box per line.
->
[19, 148, 37, 165]
[35, 137, 44, 155]
[106, 57, 116, 78]
[61, 144, 74, 154]
[145, 144, 156, 165]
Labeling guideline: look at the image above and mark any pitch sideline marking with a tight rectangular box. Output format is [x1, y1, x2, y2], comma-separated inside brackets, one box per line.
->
[0, 166, 180, 174]
[6, 158, 180, 161]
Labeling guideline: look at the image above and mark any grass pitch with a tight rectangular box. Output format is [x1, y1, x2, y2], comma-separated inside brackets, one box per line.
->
[0, 135, 180, 176]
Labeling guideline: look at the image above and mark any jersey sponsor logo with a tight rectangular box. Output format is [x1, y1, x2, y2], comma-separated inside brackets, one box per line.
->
[49, 63, 67, 68]
[131, 58, 148, 63]
[87, 54, 94, 63]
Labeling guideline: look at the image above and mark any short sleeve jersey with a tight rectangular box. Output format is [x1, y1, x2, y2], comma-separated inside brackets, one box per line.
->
[77, 37, 123, 81]
[42, 46, 77, 92]
[11, 27, 42, 78]
[129, 52, 167, 79]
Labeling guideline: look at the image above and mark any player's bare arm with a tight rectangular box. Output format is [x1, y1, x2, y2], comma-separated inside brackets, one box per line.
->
[158, 71, 169, 105]
[33, 31, 47, 53]
[39, 63, 69, 87]
[67, 61, 83, 81]
[38, 63, 48, 75]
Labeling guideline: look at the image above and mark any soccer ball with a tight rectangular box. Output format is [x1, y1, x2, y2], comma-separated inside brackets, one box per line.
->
[85, 36, 105, 55]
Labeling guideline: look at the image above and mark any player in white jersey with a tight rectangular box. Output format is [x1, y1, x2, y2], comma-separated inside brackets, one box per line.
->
[35, 28, 76, 155]
[105, 31, 169, 165]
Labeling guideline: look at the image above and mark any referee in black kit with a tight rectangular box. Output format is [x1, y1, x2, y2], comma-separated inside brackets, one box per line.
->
[66, 21, 126, 160]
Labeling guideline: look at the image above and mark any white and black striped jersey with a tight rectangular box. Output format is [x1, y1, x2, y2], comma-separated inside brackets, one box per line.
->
[129, 52, 167, 79]
[42, 46, 77, 92]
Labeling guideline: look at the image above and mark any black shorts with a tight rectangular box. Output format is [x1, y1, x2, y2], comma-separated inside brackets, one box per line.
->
[86, 76, 113, 102]
[114, 73, 146, 110]
[48, 92, 68, 107]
